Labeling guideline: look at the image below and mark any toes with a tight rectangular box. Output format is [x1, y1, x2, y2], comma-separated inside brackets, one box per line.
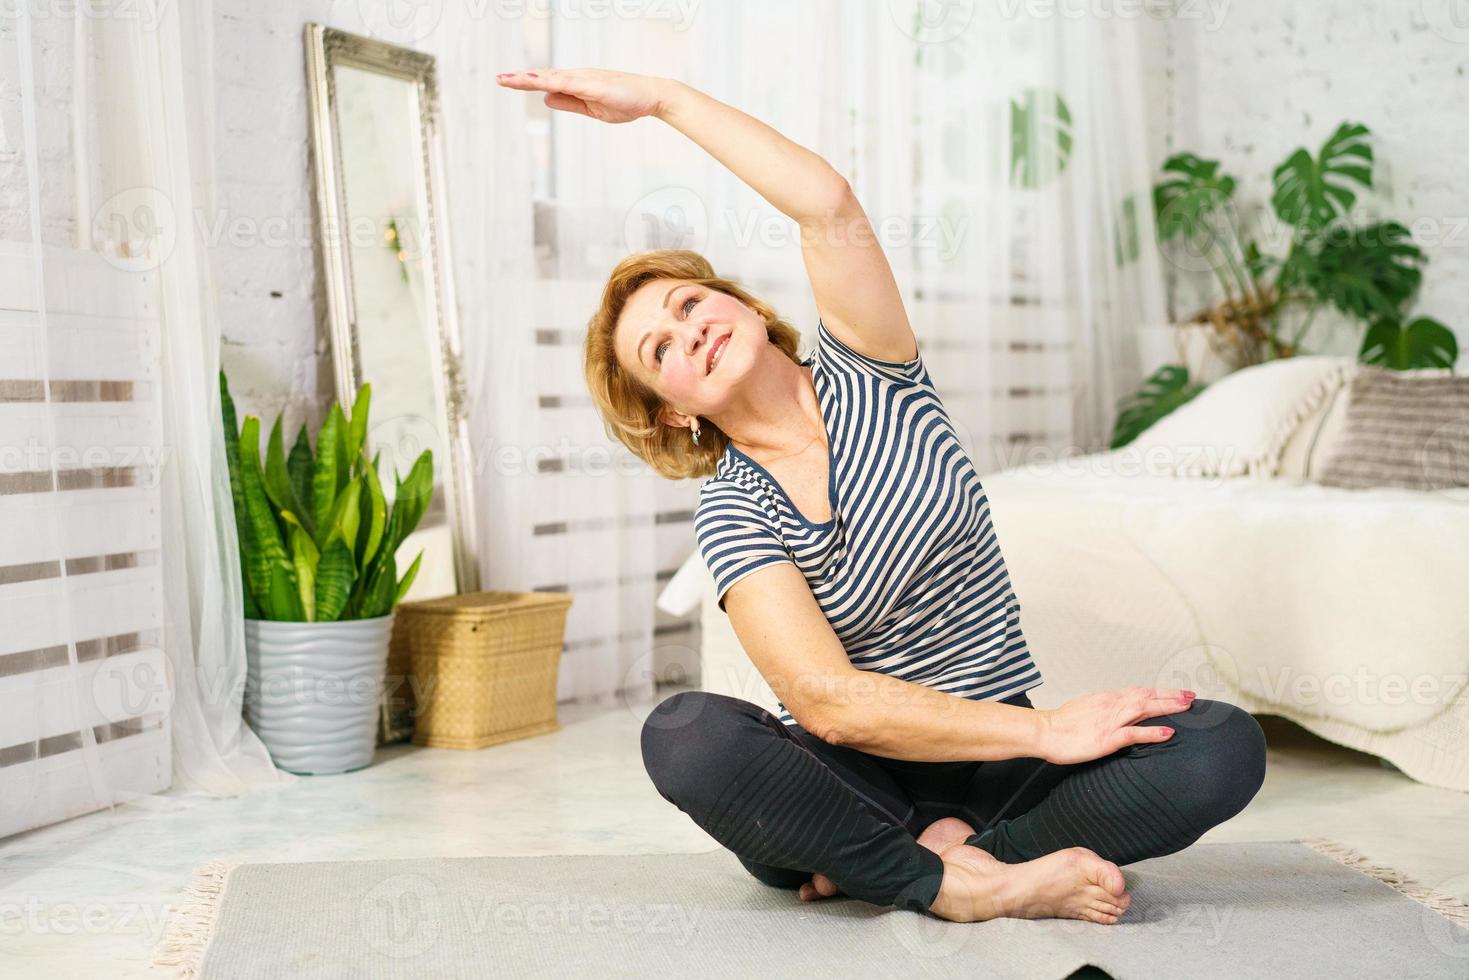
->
[1087, 858, 1127, 897]
[813, 873, 839, 897]
[1087, 882, 1130, 904]
[1083, 907, 1120, 925]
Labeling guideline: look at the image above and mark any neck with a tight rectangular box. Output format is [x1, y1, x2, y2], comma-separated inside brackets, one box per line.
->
[709, 345, 823, 460]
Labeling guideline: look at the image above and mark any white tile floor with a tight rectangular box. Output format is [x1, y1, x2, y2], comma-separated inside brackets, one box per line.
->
[2, 685, 1467, 978]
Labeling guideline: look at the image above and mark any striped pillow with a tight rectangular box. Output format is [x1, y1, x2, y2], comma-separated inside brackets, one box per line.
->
[1316, 367, 1469, 491]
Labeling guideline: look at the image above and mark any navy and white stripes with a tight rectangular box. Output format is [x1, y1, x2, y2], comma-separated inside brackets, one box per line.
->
[694, 318, 1043, 727]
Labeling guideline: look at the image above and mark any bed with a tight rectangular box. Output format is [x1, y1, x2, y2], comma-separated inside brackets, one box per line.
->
[660, 357, 1469, 792]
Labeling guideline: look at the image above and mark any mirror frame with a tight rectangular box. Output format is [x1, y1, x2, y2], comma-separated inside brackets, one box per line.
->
[303, 23, 479, 593]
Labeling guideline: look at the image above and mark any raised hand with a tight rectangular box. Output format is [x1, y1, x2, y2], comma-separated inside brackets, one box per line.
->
[495, 68, 668, 124]
[1037, 686, 1196, 765]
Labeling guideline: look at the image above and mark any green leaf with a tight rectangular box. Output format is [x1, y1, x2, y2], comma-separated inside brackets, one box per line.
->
[262, 417, 305, 539]
[1305, 221, 1424, 321]
[326, 478, 363, 562]
[286, 423, 315, 526]
[1153, 152, 1238, 243]
[288, 523, 319, 622]
[239, 416, 291, 616]
[267, 559, 305, 622]
[347, 383, 372, 473]
[1359, 317, 1459, 370]
[1271, 122, 1373, 235]
[1110, 364, 1206, 449]
[312, 408, 343, 541]
[332, 402, 352, 487]
[359, 459, 387, 570]
[363, 548, 399, 618]
[390, 450, 435, 550]
[219, 371, 260, 619]
[395, 550, 424, 605]
[1010, 88, 1073, 190]
[336, 481, 364, 564]
[314, 537, 356, 622]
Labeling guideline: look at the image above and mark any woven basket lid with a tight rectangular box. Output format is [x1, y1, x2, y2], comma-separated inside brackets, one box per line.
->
[397, 590, 574, 620]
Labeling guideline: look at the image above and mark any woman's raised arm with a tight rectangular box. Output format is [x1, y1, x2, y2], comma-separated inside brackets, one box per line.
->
[497, 69, 847, 224]
[498, 67, 918, 363]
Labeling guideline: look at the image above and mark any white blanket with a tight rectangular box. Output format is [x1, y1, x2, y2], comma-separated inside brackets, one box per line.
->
[981, 454, 1469, 733]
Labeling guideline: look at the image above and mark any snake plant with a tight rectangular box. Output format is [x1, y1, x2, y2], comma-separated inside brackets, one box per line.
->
[220, 371, 431, 622]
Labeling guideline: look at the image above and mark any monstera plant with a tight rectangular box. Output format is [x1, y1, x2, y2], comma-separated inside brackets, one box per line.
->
[1114, 121, 1460, 448]
[1150, 121, 1458, 369]
[220, 372, 435, 775]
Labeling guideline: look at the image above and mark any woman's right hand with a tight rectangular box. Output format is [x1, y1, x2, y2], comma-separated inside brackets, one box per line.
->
[495, 68, 670, 124]
[1036, 687, 1195, 765]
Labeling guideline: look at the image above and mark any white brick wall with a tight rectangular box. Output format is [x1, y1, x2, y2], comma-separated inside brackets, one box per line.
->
[211, 0, 345, 429]
[1152, 1, 1469, 355]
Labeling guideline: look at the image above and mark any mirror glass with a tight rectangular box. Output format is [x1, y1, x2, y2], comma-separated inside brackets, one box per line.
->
[331, 63, 456, 600]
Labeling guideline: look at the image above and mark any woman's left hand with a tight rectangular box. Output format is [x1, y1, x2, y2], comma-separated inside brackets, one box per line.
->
[495, 68, 668, 123]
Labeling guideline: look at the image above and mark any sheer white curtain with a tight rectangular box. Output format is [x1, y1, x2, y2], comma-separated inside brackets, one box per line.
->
[1, 0, 288, 838]
[684, 2, 1164, 470]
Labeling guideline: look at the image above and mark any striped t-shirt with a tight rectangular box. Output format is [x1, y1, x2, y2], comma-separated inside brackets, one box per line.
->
[694, 318, 1043, 727]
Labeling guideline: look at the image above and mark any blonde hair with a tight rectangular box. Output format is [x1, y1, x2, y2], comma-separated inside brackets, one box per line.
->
[584, 249, 803, 480]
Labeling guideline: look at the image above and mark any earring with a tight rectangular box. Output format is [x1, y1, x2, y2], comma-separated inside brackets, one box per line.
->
[690, 419, 701, 446]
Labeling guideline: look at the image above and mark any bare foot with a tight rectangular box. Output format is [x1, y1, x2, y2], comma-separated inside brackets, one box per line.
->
[799, 816, 977, 902]
[929, 844, 1131, 925]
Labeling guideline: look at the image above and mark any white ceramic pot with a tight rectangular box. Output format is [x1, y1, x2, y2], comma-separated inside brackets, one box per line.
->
[243, 614, 395, 775]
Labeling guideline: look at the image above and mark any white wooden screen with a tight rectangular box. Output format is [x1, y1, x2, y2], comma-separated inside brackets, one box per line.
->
[0, 242, 170, 839]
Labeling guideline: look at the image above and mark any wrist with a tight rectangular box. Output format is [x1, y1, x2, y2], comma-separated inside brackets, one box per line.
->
[1030, 708, 1055, 763]
[652, 77, 690, 121]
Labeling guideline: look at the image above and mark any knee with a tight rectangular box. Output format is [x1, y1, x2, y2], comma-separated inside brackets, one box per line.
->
[639, 690, 764, 806]
[1170, 699, 1268, 824]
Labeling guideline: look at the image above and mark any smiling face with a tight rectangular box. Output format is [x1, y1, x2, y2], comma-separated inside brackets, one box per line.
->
[613, 278, 764, 425]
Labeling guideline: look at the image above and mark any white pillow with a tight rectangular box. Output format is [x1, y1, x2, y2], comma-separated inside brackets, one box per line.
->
[1126, 355, 1355, 477]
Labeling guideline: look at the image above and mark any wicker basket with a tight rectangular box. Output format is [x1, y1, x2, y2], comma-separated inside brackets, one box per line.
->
[390, 590, 572, 750]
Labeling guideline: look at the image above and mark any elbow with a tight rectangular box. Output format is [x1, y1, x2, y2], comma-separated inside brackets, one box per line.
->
[799, 699, 856, 747]
[801, 175, 858, 227]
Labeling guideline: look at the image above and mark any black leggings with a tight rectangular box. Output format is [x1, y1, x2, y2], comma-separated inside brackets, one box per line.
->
[640, 688, 1267, 916]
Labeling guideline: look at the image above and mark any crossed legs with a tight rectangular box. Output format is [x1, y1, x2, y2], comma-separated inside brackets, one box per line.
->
[639, 690, 1266, 917]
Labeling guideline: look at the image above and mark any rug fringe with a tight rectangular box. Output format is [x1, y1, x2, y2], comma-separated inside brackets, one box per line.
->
[149, 859, 241, 979]
[1301, 836, 1469, 928]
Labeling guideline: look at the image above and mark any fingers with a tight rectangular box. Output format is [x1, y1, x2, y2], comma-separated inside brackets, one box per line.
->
[1128, 687, 1195, 723]
[496, 69, 573, 92]
[495, 71, 543, 89]
[1128, 724, 1175, 746]
[497, 68, 595, 96]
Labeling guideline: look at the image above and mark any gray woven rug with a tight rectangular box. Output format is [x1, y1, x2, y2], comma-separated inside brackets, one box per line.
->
[153, 839, 1469, 980]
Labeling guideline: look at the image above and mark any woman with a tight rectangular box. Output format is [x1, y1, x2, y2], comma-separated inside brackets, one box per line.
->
[497, 68, 1267, 924]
